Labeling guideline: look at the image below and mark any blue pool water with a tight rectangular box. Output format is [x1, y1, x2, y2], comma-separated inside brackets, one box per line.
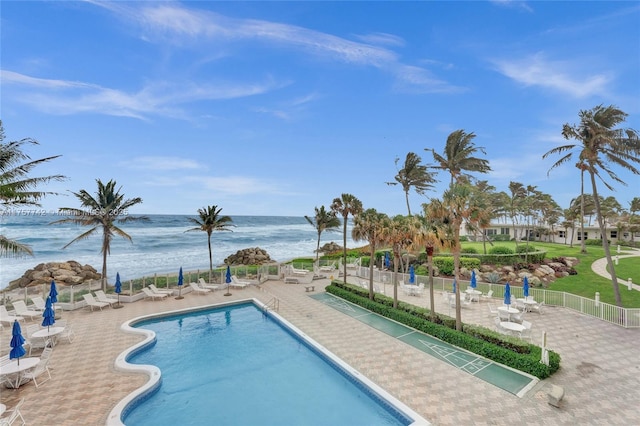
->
[123, 303, 411, 425]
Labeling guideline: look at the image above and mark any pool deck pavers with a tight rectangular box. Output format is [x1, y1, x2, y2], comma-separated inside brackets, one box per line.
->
[1, 275, 639, 425]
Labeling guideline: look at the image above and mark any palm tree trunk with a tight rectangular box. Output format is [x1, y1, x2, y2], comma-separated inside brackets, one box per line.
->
[590, 172, 622, 306]
[427, 249, 435, 321]
[316, 231, 321, 264]
[580, 169, 587, 254]
[405, 192, 412, 216]
[207, 234, 213, 283]
[101, 251, 108, 292]
[392, 253, 399, 308]
[369, 246, 375, 300]
[342, 219, 348, 284]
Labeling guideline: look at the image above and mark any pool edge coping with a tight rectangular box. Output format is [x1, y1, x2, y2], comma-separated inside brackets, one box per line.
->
[106, 298, 431, 426]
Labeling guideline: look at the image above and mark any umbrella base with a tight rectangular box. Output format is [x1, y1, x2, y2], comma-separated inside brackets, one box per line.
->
[113, 304, 124, 309]
[175, 296, 184, 300]
[224, 293, 232, 296]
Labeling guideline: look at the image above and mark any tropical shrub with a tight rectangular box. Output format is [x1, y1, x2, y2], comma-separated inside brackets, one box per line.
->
[489, 246, 515, 255]
[433, 256, 481, 275]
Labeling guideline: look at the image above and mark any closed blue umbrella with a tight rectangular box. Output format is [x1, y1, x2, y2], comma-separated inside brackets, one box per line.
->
[176, 267, 185, 299]
[49, 280, 58, 304]
[452, 279, 457, 293]
[10, 320, 26, 365]
[523, 276, 530, 298]
[224, 265, 232, 296]
[409, 265, 415, 284]
[384, 252, 390, 269]
[470, 270, 477, 289]
[504, 282, 511, 306]
[114, 272, 123, 308]
[42, 296, 55, 331]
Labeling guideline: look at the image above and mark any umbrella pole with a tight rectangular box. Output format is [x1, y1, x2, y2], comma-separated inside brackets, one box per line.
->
[176, 287, 184, 300]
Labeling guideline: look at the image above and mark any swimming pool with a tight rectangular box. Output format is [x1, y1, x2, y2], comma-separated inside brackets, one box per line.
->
[107, 299, 429, 425]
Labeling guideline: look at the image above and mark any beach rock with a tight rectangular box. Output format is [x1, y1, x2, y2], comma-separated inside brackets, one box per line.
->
[318, 242, 342, 254]
[224, 247, 273, 265]
[8, 261, 101, 289]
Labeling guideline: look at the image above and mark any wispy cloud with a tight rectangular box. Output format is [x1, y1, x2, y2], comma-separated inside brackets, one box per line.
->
[489, 0, 533, 13]
[491, 53, 611, 98]
[120, 156, 203, 171]
[1, 70, 284, 119]
[102, 2, 462, 94]
[353, 32, 405, 47]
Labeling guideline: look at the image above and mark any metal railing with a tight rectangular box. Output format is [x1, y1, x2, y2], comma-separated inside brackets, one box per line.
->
[354, 266, 640, 329]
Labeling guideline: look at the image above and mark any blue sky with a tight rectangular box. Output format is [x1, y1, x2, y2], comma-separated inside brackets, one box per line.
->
[2, 1, 639, 217]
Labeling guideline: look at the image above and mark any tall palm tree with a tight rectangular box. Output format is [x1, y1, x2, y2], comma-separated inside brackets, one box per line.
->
[412, 212, 443, 320]
[576, 161, 588, 253]
[305, 205, 340, 264]
[53, 179, 147, 291]
[352, 208, 389, 300]
[380, 215, 414, 308]
[428, 129, 491, 186]
[508, 181, 526, 244]
[331, 193, 363, 283]
[0, 121, 65, 257]
[543, 104, 640, 307]
[186, 205, 234, 282]
[427, 183, 477, 330]
[385, 152, 437, 215]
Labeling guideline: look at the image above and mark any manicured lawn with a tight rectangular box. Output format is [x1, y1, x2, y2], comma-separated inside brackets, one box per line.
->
[607, 257, 640, 285]
[458, 241, 640, 308]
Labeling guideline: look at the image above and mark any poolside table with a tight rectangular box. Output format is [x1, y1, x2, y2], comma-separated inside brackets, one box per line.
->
[0, 357, 40, 388]
[498, 306, 520, 321]
[32, 326, 65, 347]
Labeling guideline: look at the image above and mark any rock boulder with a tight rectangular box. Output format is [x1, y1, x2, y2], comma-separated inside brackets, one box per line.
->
[9, 261, 101, 288]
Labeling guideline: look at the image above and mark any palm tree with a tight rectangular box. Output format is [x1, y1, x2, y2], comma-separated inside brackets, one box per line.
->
[508, 181, 526, 244]
[352, 208, 389, 300]
[186, 205, 234, 282]
[427, 183, 477, 331]
[380, 215, 414, 308]
[0, 121, 65, 257]
[629, 197, 640, 245]
[53, 179, 147, 291]
[428, 129, 491, 186]
[543, 104, 640, 307]
[385, 152, 437, 215]
[331, 193, 363, 283]
[576, 161, 588, 253]
[412, 212, 443, 320]
[305, 205, 340, 264]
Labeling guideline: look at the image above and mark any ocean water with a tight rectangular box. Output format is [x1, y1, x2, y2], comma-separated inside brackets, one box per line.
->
[1, 213, 355, 288]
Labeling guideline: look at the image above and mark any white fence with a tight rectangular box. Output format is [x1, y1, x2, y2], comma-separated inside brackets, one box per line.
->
[355, 266, 640, 329]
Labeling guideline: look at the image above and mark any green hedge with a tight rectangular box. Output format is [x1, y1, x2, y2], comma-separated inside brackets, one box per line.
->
[433, 256, 481, 275]
[325, 282, 561, 379]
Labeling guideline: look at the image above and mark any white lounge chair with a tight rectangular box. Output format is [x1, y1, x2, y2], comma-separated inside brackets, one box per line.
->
[231, 276, 251, 288]
[94, 290, 117, 307]
[0, 305, 24, 324]
[12, 300, 41, 321]
[195, 279, 224, 291]
[189, 282, 211, 295]
[142, 287, 168, 301]
[149, 284, 174, 295]
[82, 293, 110, 311]
[288, 265, 308, 276]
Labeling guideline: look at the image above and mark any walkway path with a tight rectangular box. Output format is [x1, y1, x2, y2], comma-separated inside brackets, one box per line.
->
[590, 246, 640, 291]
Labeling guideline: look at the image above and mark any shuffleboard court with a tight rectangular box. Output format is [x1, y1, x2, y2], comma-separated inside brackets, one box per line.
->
[311, 292, 537, 397]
